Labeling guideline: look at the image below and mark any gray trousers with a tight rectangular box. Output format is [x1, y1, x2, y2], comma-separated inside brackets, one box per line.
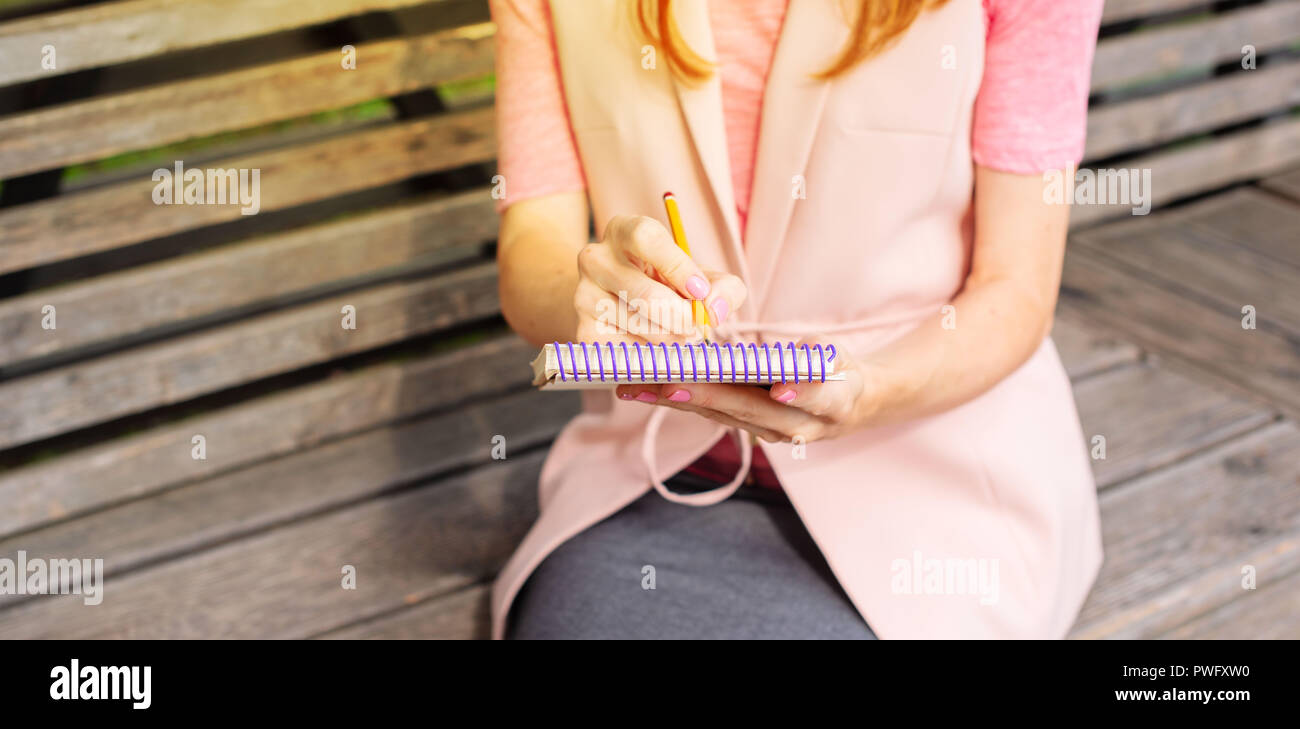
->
[508, 472, 878, 639]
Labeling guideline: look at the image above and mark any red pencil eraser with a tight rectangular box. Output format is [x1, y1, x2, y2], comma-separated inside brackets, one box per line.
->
[662, 191, 674, 200]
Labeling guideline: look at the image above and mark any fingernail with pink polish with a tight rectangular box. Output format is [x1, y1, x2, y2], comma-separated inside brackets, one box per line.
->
[686, 275, 711, 299]
[711, 298, 729, 325]
[667, 389, 691, 402]
[775, 389, 796, 403]
[635, 392, 659, 403]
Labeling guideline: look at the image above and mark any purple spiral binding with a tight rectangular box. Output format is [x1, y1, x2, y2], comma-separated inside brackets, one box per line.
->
[550, 341, 835, 384]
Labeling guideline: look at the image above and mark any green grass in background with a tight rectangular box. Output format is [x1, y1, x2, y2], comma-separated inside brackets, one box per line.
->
[437, 73, 496, 106]
[61, 98, 397, 184]
[58, 70, 496, 185]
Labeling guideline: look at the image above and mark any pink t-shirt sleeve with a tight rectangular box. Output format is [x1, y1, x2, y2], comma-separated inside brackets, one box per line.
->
[488, 0, 586, 211]
[972, 0, 1105, 174]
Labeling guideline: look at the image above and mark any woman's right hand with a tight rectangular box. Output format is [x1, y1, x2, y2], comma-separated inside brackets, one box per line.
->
[573, 215, 746, 343]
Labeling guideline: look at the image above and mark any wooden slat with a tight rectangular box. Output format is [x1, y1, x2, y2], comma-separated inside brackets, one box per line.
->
[1073, 362, 1272, 488]
[0, 23, 494, 179]
[1161, 564, 1300, 638]
[1069, 118, 1300, 228]
[0, 0, 439, 86]
[0, 263, 499, 450]
[1051, 306, 1141, 380]
[1060, 249, 1300, 421]
[0, 189, 496, 367]
[1071, 422, 1300, 638]
[0, 109, 494, 275]
[0, 388, 578, 611]
[318, 584, 490, 639]
[0, 451, 546, 639]
[0, 335, 534, 539]
[1179, 186, 1300, 270]
[1085, 62, 1300, 160]
[1101, 0, 1212, 25]
[1074, 197, 1300, 340]
[1259, 167, 1300, 203]
[1091, 2, 1300, 93]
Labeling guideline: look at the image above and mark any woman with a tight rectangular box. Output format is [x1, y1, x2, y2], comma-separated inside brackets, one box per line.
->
[490, 0, 1105, 639]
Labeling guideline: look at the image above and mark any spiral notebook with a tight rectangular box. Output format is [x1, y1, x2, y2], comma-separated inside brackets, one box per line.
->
[532, 341, 844, 390]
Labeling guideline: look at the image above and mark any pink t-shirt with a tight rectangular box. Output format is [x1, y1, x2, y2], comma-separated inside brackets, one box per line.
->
[491, 0, 1104, 487]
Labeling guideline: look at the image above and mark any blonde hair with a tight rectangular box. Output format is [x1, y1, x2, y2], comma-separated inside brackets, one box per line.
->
[637, 0, 950, 81]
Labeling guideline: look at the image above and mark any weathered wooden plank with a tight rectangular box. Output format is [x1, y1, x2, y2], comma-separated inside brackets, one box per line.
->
[0, 388, 578, 611]
[0, 451, 546, 639]
[1074, 201, 1300, 340]
[1091, 3, 1300, 92]
[318, 583, 490, 639]
[1051, 306, 1141, 380]
[0, 189, 497, 367]
[0, 0, 440, 86]
[0, 334, 534, 539]
[1101, 0, 1211, 25]
[1161, 562, 1300, 639]
[1175, 187, 1300, 270]
[0, 23, 494, 179]
[0, 263, 499, 450]
[1072, 362, 1273, 488]
[1069, 119, 1300, 228]
[1071, 422, 1300, 639]
[0, 109, 494, 275]
[1060, 248, 1300, 420]
[1085, 62, 1300, 160]
[1258, 167, 1300, 204]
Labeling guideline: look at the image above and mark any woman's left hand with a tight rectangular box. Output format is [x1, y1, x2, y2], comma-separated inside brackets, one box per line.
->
[614, 339, 874, 443]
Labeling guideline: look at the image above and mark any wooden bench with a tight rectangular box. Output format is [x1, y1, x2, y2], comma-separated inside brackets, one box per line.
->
[0, 0, 1297, 638]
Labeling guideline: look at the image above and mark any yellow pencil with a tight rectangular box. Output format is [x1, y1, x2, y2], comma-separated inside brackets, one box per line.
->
[662, 192, 713, 340]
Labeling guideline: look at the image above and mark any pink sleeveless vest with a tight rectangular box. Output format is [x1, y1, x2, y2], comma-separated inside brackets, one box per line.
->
[491, 0, 1103, 639]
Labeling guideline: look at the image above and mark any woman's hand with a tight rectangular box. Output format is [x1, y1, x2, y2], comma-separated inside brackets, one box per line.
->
[614, 339, 874, 444]
[574, 215, 746, 343]
[611, 167, 1072, 443]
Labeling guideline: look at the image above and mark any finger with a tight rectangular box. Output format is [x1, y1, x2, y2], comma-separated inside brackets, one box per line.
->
[660, 383, 822, 440]
[605, 215, 712, 303]
[701, 271, 746, 328]
[617, 385, 787, 443]
[768, 341, 866, 421]
[576, 252, 698, 339]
